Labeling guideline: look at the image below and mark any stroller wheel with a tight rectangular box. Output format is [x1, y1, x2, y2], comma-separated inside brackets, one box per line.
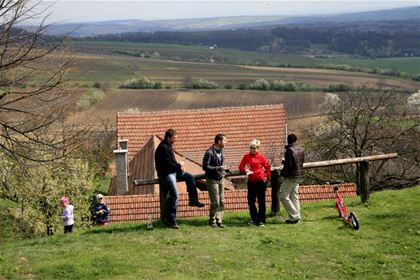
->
[349, 212, 360, 230]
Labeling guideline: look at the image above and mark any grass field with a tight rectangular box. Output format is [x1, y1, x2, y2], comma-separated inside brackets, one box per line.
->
[57, 50, 420, 129]
[1, 187, 419, 279]
[72, 41, 420, 75]
[65, 52, 420, 90]
[316, 56, 420, 75]
[72, 41, 317, 66]
[36, 45, 420, 131]
[72, 89, 325, 127]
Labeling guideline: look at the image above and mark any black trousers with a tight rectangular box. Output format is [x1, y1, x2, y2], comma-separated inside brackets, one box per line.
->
[64, 224, 74, 233]
[247, 180, 267, 224]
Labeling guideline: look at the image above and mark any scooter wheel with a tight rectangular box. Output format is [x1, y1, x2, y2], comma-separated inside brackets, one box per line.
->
[349, 212, 360, 230]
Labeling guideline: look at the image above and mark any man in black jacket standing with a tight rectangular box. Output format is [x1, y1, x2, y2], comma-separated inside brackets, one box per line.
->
[280, 134, 305, 224]
[155, 129, 204, 229]
[203, 134, 228, 228]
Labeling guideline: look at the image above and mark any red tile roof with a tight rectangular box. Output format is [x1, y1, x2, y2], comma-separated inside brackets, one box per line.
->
[116, 104, 287, 170]
[105, 183, 357, 223]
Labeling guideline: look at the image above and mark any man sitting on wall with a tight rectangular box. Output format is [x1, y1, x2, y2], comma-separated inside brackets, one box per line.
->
[155, 128, 205, 229]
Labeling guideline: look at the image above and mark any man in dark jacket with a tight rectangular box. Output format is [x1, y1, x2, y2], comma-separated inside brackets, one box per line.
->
[92, 194, 110, 226]
[203, 134, 228, 228]
[155, 129, 204, 229]
[280, 134, 305, 224]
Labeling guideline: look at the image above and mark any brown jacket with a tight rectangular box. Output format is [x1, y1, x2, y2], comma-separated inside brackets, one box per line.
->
[280, 144, 305, 177]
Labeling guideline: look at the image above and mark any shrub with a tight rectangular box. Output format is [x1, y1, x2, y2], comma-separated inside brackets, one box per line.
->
[238, 83, 248, 90]
[154, 81, 162, 89]
[224, 84, 233, 89]
[249, 79, 270, 91]
[325, 83, 352, 92]
[283, 82, 297, 92]
[186, 79, 219, 89]
[268, 80, 300, 92]
[77, 89, 105, 109]
[119, 75, 161, 89]
[93, 81, 110, 90]
[296, 82, 315, 91]
[270, 80, 286, 91]
[412, 74, 420, 82]
[407, 91, 420, 114]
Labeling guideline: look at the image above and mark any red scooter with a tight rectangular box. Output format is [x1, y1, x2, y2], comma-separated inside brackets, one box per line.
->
[333, 186, 360, 230]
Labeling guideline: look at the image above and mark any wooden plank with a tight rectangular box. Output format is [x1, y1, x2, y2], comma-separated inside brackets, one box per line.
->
[133, 153, 398, 186]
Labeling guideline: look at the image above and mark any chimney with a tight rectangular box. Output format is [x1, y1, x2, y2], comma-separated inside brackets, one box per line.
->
[114, 139, 129, 194]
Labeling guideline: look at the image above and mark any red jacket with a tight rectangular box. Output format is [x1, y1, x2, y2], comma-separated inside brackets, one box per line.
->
[239, 152, 271, 183]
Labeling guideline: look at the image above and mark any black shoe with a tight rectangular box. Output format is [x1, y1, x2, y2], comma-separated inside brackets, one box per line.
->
[170, 223, 180, 229]
[164, 219, 180, 229]
[285, 219, 300, 224]
[209, 221, 217, 227]
[257, 222, 266, 227]
[189, 201, 205, 208]
[216, 222, 225, 228]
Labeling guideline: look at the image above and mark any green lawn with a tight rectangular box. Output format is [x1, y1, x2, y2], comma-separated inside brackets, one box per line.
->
[1, 187, 419, 279]
[315, 56, 420, 75]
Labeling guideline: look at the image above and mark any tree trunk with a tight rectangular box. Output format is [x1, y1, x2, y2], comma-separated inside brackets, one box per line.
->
[270, 170, 281, 216]
[360, 160, 370, 203]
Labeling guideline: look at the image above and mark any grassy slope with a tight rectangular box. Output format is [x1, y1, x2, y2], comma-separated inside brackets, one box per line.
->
[73, 41, 420, 75]
[316, 57, 420, 75]
[0, 199, 31, 243]
[66, 53, 420, 91]
[1, 187, 419, 279]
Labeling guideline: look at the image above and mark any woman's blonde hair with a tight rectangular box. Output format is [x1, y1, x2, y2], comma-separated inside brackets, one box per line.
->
[249, 139, 260, 148]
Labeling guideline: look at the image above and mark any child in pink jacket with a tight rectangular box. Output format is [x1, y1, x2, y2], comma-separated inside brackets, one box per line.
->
[59, 197, 74, 233]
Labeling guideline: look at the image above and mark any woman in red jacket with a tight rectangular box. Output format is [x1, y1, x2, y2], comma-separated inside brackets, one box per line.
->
[239, 140, 271, 226]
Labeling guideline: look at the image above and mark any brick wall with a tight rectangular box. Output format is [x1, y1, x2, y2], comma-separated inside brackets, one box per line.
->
[106, 183, 356, 223]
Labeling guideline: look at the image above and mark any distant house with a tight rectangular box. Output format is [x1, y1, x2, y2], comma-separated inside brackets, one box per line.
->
[109, 104, 287, 195]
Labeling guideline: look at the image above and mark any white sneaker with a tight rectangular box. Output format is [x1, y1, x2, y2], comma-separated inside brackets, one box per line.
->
[248, 220, 256, 226]
[257, 222, 266, 227]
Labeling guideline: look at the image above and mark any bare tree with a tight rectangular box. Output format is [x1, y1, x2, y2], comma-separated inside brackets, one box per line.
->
[0, 0, 76, 163]
[305, 86, 420, 191]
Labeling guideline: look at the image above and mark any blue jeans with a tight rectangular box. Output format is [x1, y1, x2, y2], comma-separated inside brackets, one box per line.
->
[179, 172, 199, 203]
[161, 173, 178, 225]
[161, 172, 199, 225]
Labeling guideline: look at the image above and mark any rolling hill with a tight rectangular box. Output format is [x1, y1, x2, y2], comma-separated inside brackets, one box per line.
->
[37, 6, 419, 37]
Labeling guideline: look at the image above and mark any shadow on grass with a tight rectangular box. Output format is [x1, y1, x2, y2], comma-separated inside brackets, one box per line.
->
[178, 215, 252, 228]
[368, 212, 399, 219]
[82, 220, 180, 235]
[337, 223, 359, 231]
[83, 212, 303, 234]
[321, 214, 341, 220]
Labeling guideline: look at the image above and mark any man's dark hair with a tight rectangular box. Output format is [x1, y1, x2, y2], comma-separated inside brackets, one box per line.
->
[164, 129, 177, 140]
[214, 134, 225, 144]
[287, 134, 297, 145]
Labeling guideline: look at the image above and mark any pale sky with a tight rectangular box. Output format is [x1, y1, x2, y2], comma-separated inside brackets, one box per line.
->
[38, 0, 418, 23]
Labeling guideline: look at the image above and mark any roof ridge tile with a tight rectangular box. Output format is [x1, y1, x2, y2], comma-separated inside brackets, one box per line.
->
[117, 104, 284, 117]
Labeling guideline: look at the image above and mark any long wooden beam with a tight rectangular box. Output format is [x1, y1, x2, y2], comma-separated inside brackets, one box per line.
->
[133, 153, 398, 186]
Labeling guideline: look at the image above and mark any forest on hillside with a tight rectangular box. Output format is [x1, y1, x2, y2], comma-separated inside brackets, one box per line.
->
[87, 22, 420, 58]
